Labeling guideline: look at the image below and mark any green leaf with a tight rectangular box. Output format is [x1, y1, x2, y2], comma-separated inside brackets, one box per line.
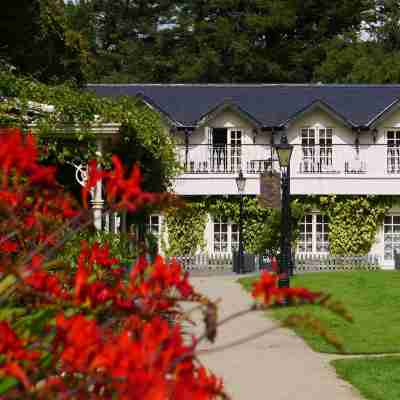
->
[0, 377, 19, 394]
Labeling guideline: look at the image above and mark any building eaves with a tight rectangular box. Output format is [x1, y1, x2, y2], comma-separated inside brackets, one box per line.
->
[279, 99, 356, 129]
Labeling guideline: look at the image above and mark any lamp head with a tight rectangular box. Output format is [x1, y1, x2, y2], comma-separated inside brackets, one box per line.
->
[275, 135, 293, 168]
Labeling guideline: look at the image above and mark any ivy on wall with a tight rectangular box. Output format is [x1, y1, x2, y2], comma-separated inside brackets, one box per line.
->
[160, 196, 307, 256]
[161, 202, 208, 257]
[314, 196, 392, 256]
[159, 195, 394, 257]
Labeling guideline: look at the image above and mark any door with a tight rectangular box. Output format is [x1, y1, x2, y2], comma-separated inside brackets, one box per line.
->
[228, 129, 242, 172]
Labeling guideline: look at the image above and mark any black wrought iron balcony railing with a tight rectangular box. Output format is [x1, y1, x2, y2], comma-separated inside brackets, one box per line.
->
[176, 144, 274, 174]
[175, 144, 400, 176]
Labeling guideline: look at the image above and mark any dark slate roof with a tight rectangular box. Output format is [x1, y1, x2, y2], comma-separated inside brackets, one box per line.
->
[86, 84, 400, 128]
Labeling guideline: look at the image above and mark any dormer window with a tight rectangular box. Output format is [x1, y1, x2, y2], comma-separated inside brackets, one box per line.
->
[300, 127, 333, 173]
[386, 130, 400, 174]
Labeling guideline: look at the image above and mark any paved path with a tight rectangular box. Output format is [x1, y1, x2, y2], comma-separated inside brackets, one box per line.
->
[190, 275, 363, 400]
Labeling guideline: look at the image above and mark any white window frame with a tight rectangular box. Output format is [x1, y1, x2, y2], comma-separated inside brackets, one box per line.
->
[386, 130, 400, 174]
[384, 214, 400, 261]
[300, 127, 333, 173]
[212, 217, 239, 254]
[297, 213, 329, 254]
[146, 214, 161, 237]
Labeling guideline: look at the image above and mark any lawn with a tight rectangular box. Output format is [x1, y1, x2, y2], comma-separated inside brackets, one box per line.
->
[239, 271, 400, 354]
[332, 357, 400, 400]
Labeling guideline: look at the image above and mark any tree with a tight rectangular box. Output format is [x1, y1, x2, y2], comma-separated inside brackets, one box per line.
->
[65, 0, 178, 82]
[0, 0, 89, 83]
[64, 0, 372, 83]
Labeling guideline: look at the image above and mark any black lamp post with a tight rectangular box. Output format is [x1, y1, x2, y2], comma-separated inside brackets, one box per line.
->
[275, 136, 294, 288]
[236, 170, 246, 274]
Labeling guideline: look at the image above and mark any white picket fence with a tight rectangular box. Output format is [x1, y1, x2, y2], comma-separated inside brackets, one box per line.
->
[164, 253, 381, 275]
[294, 254, 380, 273]
[168, 253, 233, 274]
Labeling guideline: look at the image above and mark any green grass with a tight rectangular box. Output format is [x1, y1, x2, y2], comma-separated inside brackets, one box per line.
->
[239, 271, 400, 354]
[332, 357, 400, 400]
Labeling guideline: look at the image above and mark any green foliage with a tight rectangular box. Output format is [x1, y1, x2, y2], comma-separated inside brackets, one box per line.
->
[314, 196, 390, 256]
[0, 0, 89, 83]
[161, 202, 208, 256]
[208, 196, 273, 254]
[255, 199, 307, 255]
[122, 195, 390, 258]
[160, 196, 306, 256]
[314, 36, 400, 84]
[0, 70, 180, 191]
[66, 0, 371, 83]
[59, 228, 137, 268]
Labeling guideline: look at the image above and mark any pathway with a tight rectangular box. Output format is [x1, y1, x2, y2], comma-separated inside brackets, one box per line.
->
[190, 274, 364, 400]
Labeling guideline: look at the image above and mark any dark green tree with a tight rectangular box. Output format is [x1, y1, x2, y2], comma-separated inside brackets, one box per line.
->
[158, 0, 372, 82]
[0, 0, 89, 84]
[314, 36, 400, 83]
[64, 0, 373, 83]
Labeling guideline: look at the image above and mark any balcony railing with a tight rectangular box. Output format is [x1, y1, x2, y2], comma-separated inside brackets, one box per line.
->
[175, 144, 400, 176]
[177, 144, 274, 174]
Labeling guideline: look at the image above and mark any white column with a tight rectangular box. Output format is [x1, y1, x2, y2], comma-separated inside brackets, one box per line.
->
[204, 213, 212, 255]
[91, 138, 104, 231]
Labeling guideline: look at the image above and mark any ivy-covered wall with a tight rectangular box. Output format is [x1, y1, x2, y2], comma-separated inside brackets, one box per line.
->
[160, 196, 306, 256]
[310, 195, 392, 256]
[160, 195, 395, 257]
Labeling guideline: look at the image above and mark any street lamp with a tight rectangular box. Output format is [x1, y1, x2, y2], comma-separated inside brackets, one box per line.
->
[275, 135, 294, 288]
[236, 170, 246, 274]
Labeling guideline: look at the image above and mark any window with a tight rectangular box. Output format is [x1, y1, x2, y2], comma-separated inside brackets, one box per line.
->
[387, 130, 400, 173]
[316, 215, 330, 253]
[384, 215, 400, 260]
[298, 214, 313, 252]
[300, 128, 333, 173]
[298, 214, 329, 254]
[213, 217, 239, 253]
[208, 128, 243, 173]
[146, 215, 160, 236]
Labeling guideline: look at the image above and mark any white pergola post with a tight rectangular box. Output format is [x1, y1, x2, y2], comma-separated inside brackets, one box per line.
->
[91, 138, 104, 231]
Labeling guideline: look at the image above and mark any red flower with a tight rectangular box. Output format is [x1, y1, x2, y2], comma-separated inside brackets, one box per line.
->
[0, 239, 18, 253]
[252, 271, 322, 305]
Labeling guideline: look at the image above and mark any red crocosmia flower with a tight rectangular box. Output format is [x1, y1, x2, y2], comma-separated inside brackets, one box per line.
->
[0, 322, 40, 389]
[252, 271, 322, 306]
[82, 160, 105, 208]
[0, 240, 18, 253]
[251, 271, 280, 304]
[74, 264, 89, 300]
[28, 164, 56, 186]
[283, 287, 322, 303]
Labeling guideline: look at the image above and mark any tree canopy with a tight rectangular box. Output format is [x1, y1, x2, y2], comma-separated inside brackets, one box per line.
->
[2, 0, 400, 84]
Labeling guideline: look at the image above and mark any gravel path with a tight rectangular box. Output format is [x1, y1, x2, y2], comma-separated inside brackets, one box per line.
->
[190, 274, 364, 400]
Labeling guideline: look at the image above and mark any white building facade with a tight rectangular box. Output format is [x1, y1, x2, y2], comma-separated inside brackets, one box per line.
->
[88, 84, 400, 268]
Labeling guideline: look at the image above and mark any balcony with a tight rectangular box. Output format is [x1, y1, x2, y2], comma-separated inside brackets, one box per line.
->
[174, 144, 400, 195]
[176, 144, 274, 174]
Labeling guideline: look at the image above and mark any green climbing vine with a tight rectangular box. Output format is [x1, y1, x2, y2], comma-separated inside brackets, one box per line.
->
[312, 195, 392, 256]
[160, 196, 307, 256]
[160, 195, 394, 257]
[161, 202, 208, 257]
[0, 70, 180, 190]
